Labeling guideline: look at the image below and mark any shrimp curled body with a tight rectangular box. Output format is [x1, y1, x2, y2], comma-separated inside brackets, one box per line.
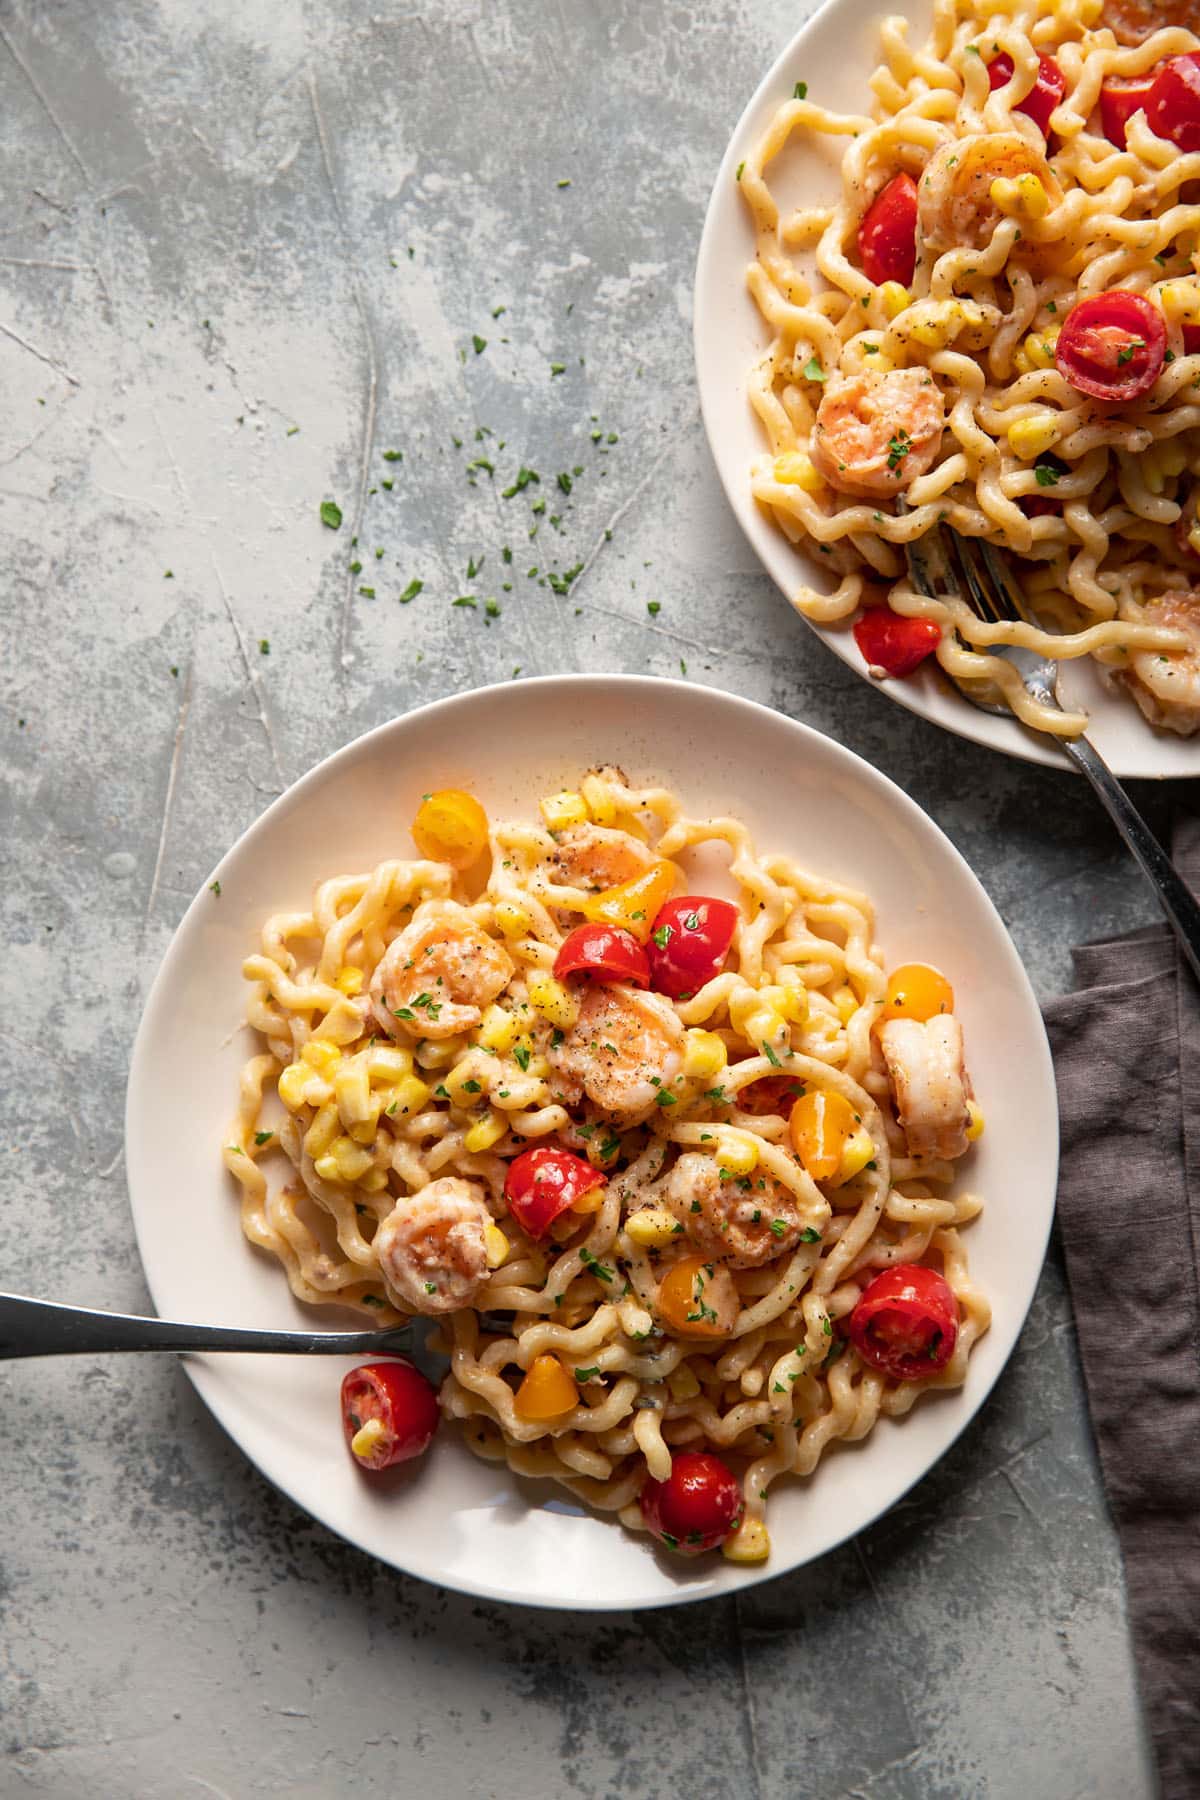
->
[664, 1152, 811, 1269]
[370, 899, 514, 1041]
[375, 1176, 492, 1315]
[1124, 592, 1200, 736]
[548, 983, 683, 1125]
[878, 1015, 973, 1162]
[811, 370, 945, 499]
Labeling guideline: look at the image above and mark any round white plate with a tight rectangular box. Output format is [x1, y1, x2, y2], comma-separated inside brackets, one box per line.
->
[694, 0, 1197, 780]
[126, 675, 1057, 1610]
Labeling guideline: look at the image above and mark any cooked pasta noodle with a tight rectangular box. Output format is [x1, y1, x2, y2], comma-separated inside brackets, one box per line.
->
[741, 0, 1200, 737]
[225, 767, 989, 1560]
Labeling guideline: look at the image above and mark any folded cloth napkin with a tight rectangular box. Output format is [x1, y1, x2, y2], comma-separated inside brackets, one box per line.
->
[1044, 802, 1199, 1800]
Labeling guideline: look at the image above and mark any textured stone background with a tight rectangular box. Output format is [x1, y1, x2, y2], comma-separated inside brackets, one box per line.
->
[0, 0, 1173, 1793]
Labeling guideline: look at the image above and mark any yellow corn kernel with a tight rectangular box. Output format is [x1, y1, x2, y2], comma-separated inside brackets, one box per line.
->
[666, 1363, 701, 1402]
[301, 1039, 341, 1077]
[359, 1165, 389, 1193]
[277, 1062, 310, 1109]
[1007, 413, 1060, 460]
[335, 1057, 373, 1127]
[580, 772, 617, 826]
[716, 1132, 759, 1178]
[303, 1100, 341, 1160]
[382, 1073, 432, 1120]
[834, 1125, 876, 1185]
[625, 1206, 684, 1249]
[312, 998, 364, 1047]
[906, 299, 964, 350]
[350, 1418, 387, 1461]
[523, 1053, 551, 1081]
[990, 173, 1049, 219]
[441, 1061, 485, 1106]
[1078, 0, 1103, 22]
[966, 1100, 985, 1142]
[832, 984, 858, 1024]
[335, 966, 364, 996]
[772, 451, 825, 493]
[464, 1109, 508, 1153]
[722, 1517, 771, 1564]
[1025, 329, 1058, 371]
[682, 1029, 728, 1082]
[527, 971, 580, 1030]
[314, 1136, 373, 1183]
[540, 789, 590, 832]
[1162, 282, 1200, 326]
[492, 899, 531, 939]
[880, 281, 909, 318]
[484, 1223, 511, 1268]
[365, 1044, 414, 1082]
[477, 1004, 522, 1054]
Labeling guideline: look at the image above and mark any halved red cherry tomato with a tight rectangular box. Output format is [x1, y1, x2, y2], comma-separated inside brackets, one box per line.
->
[639, 1451, 744, 1555]
[1147, 53, 1200, 152]
[857, 172, 919, 288]
[847, 1264, 959, 1381]
[853, 606, 942, 677]
[504, 1144, 607, 1239]
[1054, 290, 1166, 403]
[341, 1360, 440, 1470]
[553, 922, 650, 987]
[988, 52, 1065, 138]
[647, 896, 739, 1000]
[736, 1073, 806, 1116]
[1099, 71, 1156, 148]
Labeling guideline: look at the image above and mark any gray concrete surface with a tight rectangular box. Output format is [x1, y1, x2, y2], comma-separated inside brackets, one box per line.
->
[0, 1, 1169, 1795]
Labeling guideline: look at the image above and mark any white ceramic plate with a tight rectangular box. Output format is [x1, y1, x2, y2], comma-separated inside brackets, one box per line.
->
[694, 0, 1197, 780]
[125, 675, 1057, 1610]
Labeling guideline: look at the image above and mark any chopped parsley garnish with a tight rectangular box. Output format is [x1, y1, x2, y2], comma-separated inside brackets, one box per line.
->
[793, 80, 807, 99]
[655, 1089, 677, 1107]
[254, 1130, 274, 1146]
[886, 429, 913, 472]
[652, 924, 673, 950]
[769, 1219, 788, 1237]
[472, 334, 487, 355]
[579, 1248, 613, 1283]
[501, 467, 540, 498]
[575, 1366, 600, 1382]
[382, 449, 403, 462]
[800, 1226, 821, 1243]
[319, 499, 342, 530]
[462, 1079, 482, 1094]
[703, 1086, 727, 1103]
[803, 356, 827, 383]
[1116, 337, 1145, 367]
[399, 579, 423, 603]
[1035, 452, 1069, 487]
[763, 1040, 782, 1068]
[513, 1044, 532, 1071]
[209, 879, 221, 897]
[362, 1293, 386, 1309]
[736, 161, 745, 181]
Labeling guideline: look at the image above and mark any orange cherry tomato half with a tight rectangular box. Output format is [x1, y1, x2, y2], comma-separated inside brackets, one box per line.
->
[640, 1451, 744, 1555]
[553, 922, 650, 986]
[1054, 291, 1166, 404]
[789, 1088, 856, 1182]
[987, 51, 1065, 137]
[504, 1145, 607, 1240]
[857, 171, 919, 288]
[847, 1264, 959, 1380]
[656, 1256, 735, 1338]
[341, 1360, 440, 1470]
[882, 962, 954, 1023]
[853, 606, 942, 678]
[411, 789, 490, 871]
[514, 1353, 578, 1421]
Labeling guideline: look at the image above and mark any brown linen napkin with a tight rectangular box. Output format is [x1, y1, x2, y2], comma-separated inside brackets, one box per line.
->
[1043, 803, 1200, 1800]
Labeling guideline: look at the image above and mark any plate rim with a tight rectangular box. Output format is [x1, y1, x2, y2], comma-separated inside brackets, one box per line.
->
[692, 0, 1200, 782]
[124, 672, 1060, 1610]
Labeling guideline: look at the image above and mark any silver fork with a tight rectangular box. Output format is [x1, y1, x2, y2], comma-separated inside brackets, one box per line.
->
[0, 1290, 414, 1359]
[905, 525, 1200, 984]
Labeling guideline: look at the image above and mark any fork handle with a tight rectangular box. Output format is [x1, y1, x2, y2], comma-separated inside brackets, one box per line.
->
[0, 1292, 412, 1359]
[1054, 736, 1200, 985]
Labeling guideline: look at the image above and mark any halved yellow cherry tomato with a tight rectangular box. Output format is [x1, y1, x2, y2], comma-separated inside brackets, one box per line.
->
[582, 859, 677, 944]
[882, 962, 954, 1024]
[656, 1255, 733, 1339]
[789, 1089, 857, 1182]
[412, 789, 490, 871]
[514, 1353, 578, 1420]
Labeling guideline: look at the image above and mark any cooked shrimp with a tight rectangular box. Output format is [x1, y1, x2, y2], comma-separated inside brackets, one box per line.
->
[375, 1176, 492, 1314]
[1106, 0, 1200, 44]
[548, 983, 683, 1123]
[918, 134, 1057, 256]
[878, 1016, 972, 1161]
[663, 1151, 810, 1269]
[1124, 592, 1200, 736]
[370, 899, 514, 1040]
[810, 369, 945, 499]
[544, 823, 653, 893]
